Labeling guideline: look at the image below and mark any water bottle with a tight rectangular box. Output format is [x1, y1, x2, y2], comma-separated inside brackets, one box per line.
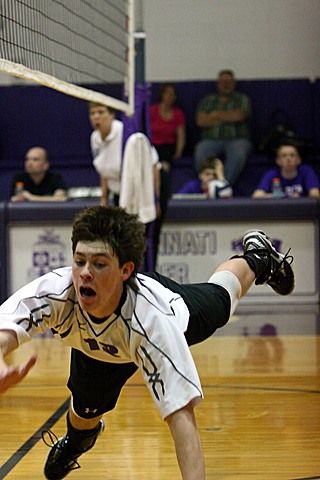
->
[271, 177, 284, 198]
[15, 181, 24, 195]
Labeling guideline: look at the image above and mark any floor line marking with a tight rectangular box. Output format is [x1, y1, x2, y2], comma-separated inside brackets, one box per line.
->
[0, 397, 70, 478]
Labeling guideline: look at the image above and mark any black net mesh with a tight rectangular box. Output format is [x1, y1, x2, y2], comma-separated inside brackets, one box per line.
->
[0, 0, 134, 113]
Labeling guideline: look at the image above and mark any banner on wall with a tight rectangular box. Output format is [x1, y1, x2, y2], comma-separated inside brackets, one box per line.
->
[157, 220, 319, 305]
[9, 225, 73, 293]
[8, 219, 319, 305]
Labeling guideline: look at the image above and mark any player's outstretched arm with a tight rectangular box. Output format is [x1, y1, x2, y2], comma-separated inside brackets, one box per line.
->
[0, 330, 37, 394]
[166, 402, 205, 480]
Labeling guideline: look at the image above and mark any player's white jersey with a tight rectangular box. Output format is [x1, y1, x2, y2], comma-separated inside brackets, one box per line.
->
[0, 267, 203, 418]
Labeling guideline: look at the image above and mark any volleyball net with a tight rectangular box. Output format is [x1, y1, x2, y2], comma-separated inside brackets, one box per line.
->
[0, 0, 134, 115]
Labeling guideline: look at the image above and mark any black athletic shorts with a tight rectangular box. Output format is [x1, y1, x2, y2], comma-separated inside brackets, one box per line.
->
[68, 272, 231, 418]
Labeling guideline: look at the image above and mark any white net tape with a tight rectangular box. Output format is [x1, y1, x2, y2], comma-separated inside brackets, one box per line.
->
[0, 0, 134, 114]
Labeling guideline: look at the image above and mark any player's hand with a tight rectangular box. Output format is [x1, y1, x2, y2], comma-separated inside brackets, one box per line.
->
[0, 354, 37, 394]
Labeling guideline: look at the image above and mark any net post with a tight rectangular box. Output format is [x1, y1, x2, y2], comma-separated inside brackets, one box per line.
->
[126, 0, 135, 116]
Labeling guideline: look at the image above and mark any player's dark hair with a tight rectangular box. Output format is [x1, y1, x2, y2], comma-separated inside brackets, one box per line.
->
[71, 206, 146, 276]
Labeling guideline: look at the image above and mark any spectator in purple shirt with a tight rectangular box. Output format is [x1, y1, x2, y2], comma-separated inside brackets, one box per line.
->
[252, 142, 320, 198]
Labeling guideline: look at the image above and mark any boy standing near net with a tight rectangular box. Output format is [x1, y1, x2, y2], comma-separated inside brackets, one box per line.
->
[0, 206, 294, 479]
[89, 103, 123, 206]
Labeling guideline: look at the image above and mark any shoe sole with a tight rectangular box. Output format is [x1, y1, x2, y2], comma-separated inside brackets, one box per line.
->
[242, 229, 284, 262]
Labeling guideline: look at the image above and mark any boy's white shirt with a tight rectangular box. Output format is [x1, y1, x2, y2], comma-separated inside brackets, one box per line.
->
[0, 267, 203, 419]
[91, 119, 123, 195]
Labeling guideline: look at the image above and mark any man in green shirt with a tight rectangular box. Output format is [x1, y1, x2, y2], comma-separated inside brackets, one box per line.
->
[195, 70, 253, 186]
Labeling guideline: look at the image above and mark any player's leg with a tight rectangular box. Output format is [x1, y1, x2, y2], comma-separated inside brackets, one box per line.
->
[146, 229, 294, 346]
[43, 349, 138, 480]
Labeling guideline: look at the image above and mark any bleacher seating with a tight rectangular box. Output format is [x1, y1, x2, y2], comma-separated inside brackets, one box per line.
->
[0, 78, 319, 200]
[150, 79, 319, 197]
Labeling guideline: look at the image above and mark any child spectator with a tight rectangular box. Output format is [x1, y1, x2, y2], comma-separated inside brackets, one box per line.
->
[252, 142, 320, 198]
[178, 157, 233, 198]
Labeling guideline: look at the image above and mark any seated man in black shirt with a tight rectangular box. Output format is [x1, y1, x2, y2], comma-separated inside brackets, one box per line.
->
[10, 146, 67, 202]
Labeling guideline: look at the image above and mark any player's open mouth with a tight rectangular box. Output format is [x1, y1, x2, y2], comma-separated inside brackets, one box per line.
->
[80, 287, 96, 298]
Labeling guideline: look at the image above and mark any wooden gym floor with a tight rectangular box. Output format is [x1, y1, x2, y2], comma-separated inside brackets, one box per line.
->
[0, 303, 319, 479]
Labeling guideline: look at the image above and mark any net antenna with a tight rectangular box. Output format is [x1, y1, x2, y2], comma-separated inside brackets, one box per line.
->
[0, 0, 135, 115]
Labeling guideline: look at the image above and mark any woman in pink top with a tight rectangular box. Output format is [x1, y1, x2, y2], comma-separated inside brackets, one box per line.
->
[150, 84, 186, 267]
[151, 84, 186, 168]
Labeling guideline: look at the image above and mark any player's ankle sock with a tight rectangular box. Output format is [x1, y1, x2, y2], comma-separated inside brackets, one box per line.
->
[231, 251, 270, 279]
